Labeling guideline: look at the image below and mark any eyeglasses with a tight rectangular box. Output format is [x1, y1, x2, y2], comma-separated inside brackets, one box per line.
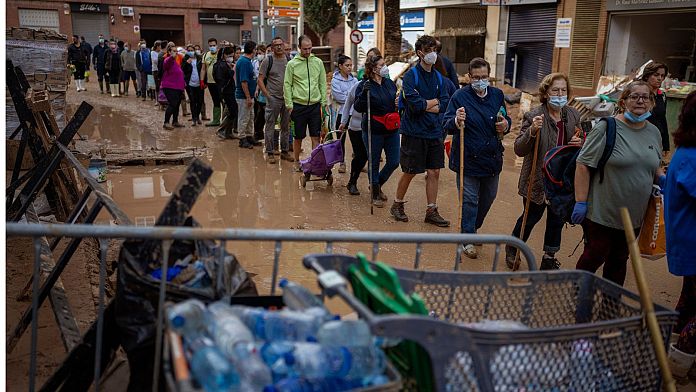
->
[470, 76, 489, 82]
[627, 94, 651, 102]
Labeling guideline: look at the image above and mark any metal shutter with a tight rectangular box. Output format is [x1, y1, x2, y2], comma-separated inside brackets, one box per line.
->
[70, 13, 110, 47]
[19, 9, 60, 32]
[512, 41, 554, 92]
[436, 6, 486, 29]
[201, 24, 241, 46]
[508, 5, 556, 92]
[569, 0, 601, 89]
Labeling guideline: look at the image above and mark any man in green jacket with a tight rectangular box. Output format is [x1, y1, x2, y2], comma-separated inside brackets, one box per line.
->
[284, 35, 327, 169]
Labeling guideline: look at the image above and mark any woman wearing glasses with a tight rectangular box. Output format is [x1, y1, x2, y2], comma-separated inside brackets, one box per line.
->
[572, 80, 664, 286]
[505, 73, 582, 270]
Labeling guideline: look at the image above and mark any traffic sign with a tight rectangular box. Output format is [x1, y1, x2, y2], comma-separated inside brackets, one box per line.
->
[267, 0, 300, 8]
[350, 29, 363, 45]
[268, 8, 301, 17]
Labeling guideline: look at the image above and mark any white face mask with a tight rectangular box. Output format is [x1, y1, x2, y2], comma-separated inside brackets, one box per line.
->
[257, 54, 264, 61]
[422, 51, 437, 65]
[379, 66, 390, 78]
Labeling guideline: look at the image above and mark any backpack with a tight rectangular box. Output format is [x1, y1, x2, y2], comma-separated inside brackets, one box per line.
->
[542, 117, 617, 223]
[398, 67, 442, 115]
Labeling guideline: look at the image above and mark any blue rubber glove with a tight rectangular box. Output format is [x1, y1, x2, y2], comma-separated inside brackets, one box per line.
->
[659, 174, 667, 191]
[571, 201, 587, 224]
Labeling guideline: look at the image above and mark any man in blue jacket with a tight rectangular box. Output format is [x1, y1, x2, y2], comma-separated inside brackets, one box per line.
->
[443, 57, 511, 259]
[390, 35, 451, 227]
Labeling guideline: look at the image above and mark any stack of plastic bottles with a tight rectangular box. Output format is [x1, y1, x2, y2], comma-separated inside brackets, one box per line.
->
[167, 279, 391, 392]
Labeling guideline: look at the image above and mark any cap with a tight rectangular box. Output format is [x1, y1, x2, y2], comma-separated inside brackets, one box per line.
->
[279, 278, 289, 288]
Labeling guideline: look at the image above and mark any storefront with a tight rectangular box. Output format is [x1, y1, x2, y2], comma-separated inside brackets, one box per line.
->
[70, 3, 110, 46]
[504, 2, 557, 92]
[604, 0, 696, 83]
[18, 8, 60, 32]
[139, 14, 185, 48]
[200, 13, 243, 47]
[356, 10, 426, 53]
[431, 5, 487, 75]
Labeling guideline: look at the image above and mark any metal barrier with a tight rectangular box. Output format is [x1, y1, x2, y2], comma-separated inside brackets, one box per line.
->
[6, 222, 536, 392]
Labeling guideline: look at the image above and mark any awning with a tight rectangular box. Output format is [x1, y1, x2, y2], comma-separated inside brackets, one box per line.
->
[430, 27, 486, 38]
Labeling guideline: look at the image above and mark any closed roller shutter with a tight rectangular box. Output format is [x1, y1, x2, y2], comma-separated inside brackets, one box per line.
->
[569, 0, 601, 89]
[19, 9, 60, 32]
[71, 13, 110, 47]
[202, 24, 241, 46]
[508, 4, 556, 92]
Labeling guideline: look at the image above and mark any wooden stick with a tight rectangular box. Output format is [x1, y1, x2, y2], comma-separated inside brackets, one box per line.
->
[620, 207, 676, 392]
[513, 130, 542, 271]
[458, 121, 465, 232]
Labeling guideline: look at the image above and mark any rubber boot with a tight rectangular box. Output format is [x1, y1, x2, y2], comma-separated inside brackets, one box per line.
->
[669, 343, 695, 382]
[124, 81, 129, 96]
[110, 84, 119, 97]
[98, 80, 104, 94]
[207, 107, 221, 127]
[106, 81, 111, 94]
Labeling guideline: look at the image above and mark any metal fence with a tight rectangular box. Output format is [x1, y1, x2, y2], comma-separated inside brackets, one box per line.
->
[6, 222, 536, 392]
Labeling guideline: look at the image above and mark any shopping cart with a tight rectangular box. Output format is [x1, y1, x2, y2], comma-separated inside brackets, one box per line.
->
[303, 253, 678, 392]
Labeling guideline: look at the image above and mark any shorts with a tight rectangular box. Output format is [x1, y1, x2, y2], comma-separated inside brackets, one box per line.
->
[290, 102, 321, 140]
[122, 70, 136, 81]
[400, 134, 445, 174]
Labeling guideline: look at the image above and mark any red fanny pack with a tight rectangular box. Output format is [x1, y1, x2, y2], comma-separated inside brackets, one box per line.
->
[372, 113, 401, 131]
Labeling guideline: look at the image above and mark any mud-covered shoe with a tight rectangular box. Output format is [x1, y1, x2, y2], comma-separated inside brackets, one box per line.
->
[338, 163, 346, 173]
[540, 254, 561, 270]
[462, 244, 478, 259]
[267, 154, 277, 164]
[372, 198, 385, 208]
[280, 152, 295, 162]
[390, 201, 408, 222]
[425, 207, 450, 227]
[293, 163, 302, 172]
[379, 190, 388, 201]
[346, 182, 360, 195]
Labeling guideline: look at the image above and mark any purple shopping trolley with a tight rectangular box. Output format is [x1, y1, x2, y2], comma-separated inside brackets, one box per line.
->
[299, 131, 344, 188]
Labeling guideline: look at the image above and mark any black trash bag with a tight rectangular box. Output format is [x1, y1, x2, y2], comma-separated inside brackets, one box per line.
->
[114, 216, 257, 391]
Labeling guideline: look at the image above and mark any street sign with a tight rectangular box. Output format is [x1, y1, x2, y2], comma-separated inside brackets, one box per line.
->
[350, 29, 363, 45]
[268, 8, 301, 17]
[267, 0, 301, 8]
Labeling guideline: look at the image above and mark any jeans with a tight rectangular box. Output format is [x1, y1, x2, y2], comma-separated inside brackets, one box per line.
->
[237, 99, 255, 138]
[163, 88, 183, 124]
[348, 129, 368, 181]
[254, 100, 266, 141]
[507, 198, 564, 257]
[264, 96, 290, 153]
[456, 174, 500, 234]
[576, 219, 639, 286]
[139, 71, 151, 97]
[207, 83, 221, 107]
[186, 85, 203, 121]
[362, 132, 400, 186]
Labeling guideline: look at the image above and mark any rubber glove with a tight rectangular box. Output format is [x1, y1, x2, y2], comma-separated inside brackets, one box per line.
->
[571, 202, 587, 224]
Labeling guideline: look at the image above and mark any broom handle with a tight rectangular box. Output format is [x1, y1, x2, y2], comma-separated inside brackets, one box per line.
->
[458, 121, 465, 233]
[513, 127, 541, 271]
[620, 207, 676, 392]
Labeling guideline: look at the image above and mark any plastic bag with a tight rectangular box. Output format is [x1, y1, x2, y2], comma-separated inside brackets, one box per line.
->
[158, 89, 168, 105]
[638, 185, 666, 260]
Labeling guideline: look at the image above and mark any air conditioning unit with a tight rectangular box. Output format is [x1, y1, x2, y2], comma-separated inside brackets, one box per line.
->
[120, 7, 134, 17]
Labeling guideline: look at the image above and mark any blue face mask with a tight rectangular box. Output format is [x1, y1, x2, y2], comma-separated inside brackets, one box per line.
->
[624, 110, 652, 123]
[471, 79, 489, 93]
[187, 51, 194, 57]
[549, 95, 568, 109]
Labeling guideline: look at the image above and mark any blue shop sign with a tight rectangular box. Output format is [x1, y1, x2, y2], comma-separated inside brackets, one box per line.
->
[357, 10, 424, 30]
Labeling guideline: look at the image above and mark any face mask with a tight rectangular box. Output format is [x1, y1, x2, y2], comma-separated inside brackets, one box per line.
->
[623, 110, 652, 123]
[549, 95, 568, 109]
[379, 66, 390, 78]
[99, 38, 104, 43]
[187, 51, 194, 57]
[141, 45, 146, 50]
[422, 52, 437, 65]
[471, 79, 489, 93]
[209, 46, 217, 53]
[257, 55, 264, 61]
[195, 50, 202, 56]
[124, 46, 129, 51]
[226, 57, 234, 64]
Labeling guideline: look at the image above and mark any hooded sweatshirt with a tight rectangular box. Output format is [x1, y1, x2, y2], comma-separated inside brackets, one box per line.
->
[331, 70, 357, 112]
[341, 82, 363, 131]
[121, 49, 136, 71]
[283, 53, 327, 109]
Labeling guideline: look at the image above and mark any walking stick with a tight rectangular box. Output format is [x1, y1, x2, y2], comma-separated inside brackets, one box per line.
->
[620, 207, 677, 392]
[513, 124, 542, 271]
[458, 120, 465, 233]
[366, 80, 374, 215]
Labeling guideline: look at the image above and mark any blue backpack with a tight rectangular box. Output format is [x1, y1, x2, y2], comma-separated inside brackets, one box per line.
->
[398, 67, 442, 115]
[542, 117, 617, 223]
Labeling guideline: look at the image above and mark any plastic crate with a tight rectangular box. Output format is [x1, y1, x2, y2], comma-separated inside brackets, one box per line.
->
[304, 254, 679, 392]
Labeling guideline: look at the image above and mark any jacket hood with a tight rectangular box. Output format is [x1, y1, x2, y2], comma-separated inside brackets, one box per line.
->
[293, 53, 315, 62]
[333, 71, 355, 82]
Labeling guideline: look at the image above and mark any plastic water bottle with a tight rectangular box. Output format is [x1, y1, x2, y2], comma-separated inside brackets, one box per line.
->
[279, 279, 326, 311]
[187, 336, 240, 392]
[167, 299, 206, 335]
[230, 342, 273, 391]
[317, 320, 371, 347]
[263, 376, 363, 392]
[568, 339, 596, 391]
[259, 341, 297, 380]
[206, 302, 254, 353]
[230, 306, 326, 342]
[279, 342, 386, 379]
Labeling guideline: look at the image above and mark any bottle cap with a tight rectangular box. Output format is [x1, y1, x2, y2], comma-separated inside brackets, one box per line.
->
[279, 278, 289, 288]
[171, 315, 185, 328]
[306, 336, 317, 343]
[283, 352, 296, 366]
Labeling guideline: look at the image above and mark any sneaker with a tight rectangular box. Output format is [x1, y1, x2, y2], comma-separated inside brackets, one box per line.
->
[390, 201, 408, 222]
[273, 149, 281, 156]
[173, 122, 185, 128]
[372, 198, 385, 208]
[540, 254, 561, 270]
[293, 163, 302, 172]
[280, 152, 295, 162]
[425, 207, 450, 227]
[338, 163, 346, 173]
[163, 123, 174, 130]
[267, 154, 277, 164]
[239, 139, 252, 149]
[379, 190, 388, 201]
[505, 253, 517, 270]
[347, 182, 360, 195]
[462, 244, 478, 259]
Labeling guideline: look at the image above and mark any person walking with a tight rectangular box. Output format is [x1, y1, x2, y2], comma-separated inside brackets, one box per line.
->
[202, 38, 222, 127]
[284, 35, 328, 169]
[442, 57, 511, 259]
[258, 37, 294, 164]
[353, 55, 400, 207]
[252, 44, 268, 146]
[506, 73, 582, 270]
[104, 40, 122, 97]
[663, 91, 696, 381]
[80, 36, 93, 83]
[572, 80, 664, 286]
[236, 41, 258, 149]
[331, 54, 358, 174]
[182, 45, 204, 126]
[68, 35, 89, 92]
[160, 45, 186, 130]
[391, 35, 451, 227]
[641, 62, 671, 157]
[151, 41, 161, 102]
[120, 42, 137, 96]
[339, 81, 368, 195]
[136, 41, 152, 101]
[215, 46, 239, 140]
[92, 34, 110, 94]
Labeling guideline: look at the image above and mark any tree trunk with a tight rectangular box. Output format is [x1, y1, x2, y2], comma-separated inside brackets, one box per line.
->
[383, 0, 402, 63]
[319, 34, 324, 46]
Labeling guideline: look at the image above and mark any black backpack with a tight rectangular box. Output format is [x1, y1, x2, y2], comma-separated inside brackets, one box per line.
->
[542, 117, 617, 223]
